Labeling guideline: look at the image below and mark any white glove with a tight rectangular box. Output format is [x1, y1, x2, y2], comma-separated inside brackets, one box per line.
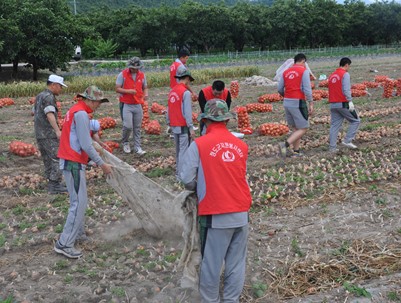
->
[348, 101, 355, 111]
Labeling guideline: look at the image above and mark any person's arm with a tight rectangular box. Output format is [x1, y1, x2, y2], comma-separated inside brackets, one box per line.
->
[305, 62, 317, 80]
[342, 73, 352, 102]
[182, 91, 195, 139]
[42, 94, 61, 138]
[75, 112, 112, 175]
[278, 75, 285, 96]
[46, 112, 61, 139]
[226, 91, 232, 110]
[180, 141, 199, 191]
[115, 72, 136, 95]
[198, 90, 207, 113]
[301, 70, 313, 102]
[301, 70, 314, 114]
[75, 112, 105, 166]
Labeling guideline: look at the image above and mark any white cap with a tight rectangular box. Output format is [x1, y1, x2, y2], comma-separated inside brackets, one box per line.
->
[48, 74, 67, 87]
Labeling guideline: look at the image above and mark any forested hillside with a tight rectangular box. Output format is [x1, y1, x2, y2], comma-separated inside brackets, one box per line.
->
[68, 0, 273, 13]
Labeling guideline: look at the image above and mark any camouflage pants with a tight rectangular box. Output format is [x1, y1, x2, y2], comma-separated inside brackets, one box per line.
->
[37, 138, 62, 182]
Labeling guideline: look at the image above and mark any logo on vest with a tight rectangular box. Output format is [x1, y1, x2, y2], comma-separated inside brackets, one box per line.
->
[331, 78, 337, 83]
[222, 150, 235, 162]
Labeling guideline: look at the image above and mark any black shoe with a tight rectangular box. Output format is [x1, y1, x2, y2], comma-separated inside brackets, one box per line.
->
[48, 181, 67, 195]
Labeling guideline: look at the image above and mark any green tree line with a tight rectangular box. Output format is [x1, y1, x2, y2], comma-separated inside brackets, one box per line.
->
[1, 0, 401, 80]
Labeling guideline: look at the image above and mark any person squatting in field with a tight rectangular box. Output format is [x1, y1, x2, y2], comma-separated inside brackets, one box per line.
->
[55, 86, 112, 259]
[116, 57, 148, 155]
[328, 57, 361, 153]
[198, 80, 232, 135]
[34, 74, 68, 195]
[167, 65, 196, 181]
[180, 99, 252, 303]
[277, 53, 314, 158]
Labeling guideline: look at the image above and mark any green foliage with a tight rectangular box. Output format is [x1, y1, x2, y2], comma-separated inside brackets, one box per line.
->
[252, 281, 268, 298]
[291, 238, 304, 257]
[0, 296, 14, 303]
[343, 281, 372, 298]
[83, 38, 119, 59]
[0, 66, 258, 97]
[0, 233, 6, 247]
[387, 291, 401, 301]
[145, 167, 173, 178]
[111, 287, 126, 297]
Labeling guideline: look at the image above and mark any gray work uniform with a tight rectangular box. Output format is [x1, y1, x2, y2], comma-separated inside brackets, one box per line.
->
[58, 111, 105, 248]
[33, 89, 62, 182]
[116, 72, 147, 151]
[278, 69, 313, 129]
[329, 72, 361, 149]
[166, 90, 194, 180]
[180, 142, 249, 303]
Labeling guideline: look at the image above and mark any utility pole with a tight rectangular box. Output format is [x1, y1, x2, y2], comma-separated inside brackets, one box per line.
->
[73, 0, 77, 15]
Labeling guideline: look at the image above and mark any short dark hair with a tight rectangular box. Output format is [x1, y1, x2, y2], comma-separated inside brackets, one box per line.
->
[178, 49, 190, 58]
[294, 53, 307, 63]
[339, 57, 352, 67]
[212, 80, 225, 91]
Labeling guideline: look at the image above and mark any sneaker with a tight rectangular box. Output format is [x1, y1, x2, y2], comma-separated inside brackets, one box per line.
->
[341, 141, 357, 149]
[123, 142, 131, 154]
[135, 147, 146, 156]
[291, 151, 304, 158]
[54, 240, 83, 259]
[278, 142, 287, 159]
[48, 181, 67, 195]
[329, 148, 339, 154]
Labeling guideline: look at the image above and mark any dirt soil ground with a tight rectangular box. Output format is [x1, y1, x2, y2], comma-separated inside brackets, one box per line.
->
[1, 56, 401, 303]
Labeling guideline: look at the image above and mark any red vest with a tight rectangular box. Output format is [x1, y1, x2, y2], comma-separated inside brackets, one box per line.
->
[283, 64, 306, 99]
[170, 61, 183, 88]
[202, 86, 229, 102]
[168, 83, 187, 126]
[328, 68, 347, 103]
[196, 123, 252, 215]
[58, 101, 93, 164]
[119, 69, 145, 105]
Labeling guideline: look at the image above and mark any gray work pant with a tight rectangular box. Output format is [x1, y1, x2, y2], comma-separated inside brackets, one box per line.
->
[121, 103, 143, 150]
[174, 130, 191, 180]
[199, 225, 249, 303]
[59, 162, 87, 248]
[37, 138, 62, 182]
[329, 108, 360, 149]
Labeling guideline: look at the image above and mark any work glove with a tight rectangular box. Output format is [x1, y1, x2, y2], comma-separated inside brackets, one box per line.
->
[348, 101, 355, 111]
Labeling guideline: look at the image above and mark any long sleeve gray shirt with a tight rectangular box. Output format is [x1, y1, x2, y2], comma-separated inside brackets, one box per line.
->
[278, 69, 313, 107]
[166, 90, 194, 134]
[59, 111, 104, 167]
[330, 72, 352, 109]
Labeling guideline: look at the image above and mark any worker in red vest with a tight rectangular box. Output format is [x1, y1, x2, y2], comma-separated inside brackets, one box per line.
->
[56, 86, 112, 259]
[328, 57, 360, 153]
[180, 99, 252, 302]
[167, 66, 196, 181]
[277, 53, 313, 158]
[170, 49, 190, 89]
[116, 57, 148, 155]
[198, 80, 232, 135]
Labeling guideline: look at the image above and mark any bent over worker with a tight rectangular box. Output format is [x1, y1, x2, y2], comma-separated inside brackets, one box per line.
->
[55, 86, 112, 259]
